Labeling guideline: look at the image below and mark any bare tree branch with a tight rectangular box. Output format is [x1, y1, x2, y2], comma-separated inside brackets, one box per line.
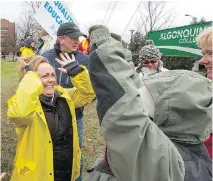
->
[157, 9, 175, 30]
[155, 2, 166, 18]
[22, 1, 42, 13]
[165, 10, 176, 28]
[135, 1, 176, 35]
[153, 2, 165, 25]
[138, 6, 147, 34]
[16, 1, 42, 42]
[148, 2, 153, 31]
[31, 1, 36, 14]
[142, 1, 149, 12]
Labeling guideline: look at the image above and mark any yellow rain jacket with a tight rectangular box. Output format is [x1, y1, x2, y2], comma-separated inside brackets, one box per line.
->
[20, 46, 35, 57]
[7, 66, 95, 181]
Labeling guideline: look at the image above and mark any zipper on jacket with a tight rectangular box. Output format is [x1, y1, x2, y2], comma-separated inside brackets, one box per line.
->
[59, 71, 62, 86]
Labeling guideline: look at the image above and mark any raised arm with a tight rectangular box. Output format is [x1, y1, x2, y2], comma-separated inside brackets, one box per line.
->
[7, 61, 43, 127]
[88, 28, 185, 181]
[55, 53, 95, 108]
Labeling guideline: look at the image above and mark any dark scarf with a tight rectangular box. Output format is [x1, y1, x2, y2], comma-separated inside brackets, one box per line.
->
[54, 42, 77, 57]
[39, 91, 61, 107]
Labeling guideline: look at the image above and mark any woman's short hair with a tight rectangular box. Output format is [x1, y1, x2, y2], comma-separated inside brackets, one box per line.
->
[18, 55, 49, 81]
[196, 27, 212, 49]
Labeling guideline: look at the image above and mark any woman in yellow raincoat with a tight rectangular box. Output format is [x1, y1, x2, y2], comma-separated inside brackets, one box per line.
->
[20, 38, 36, 57]
[7, 53, 95, 181]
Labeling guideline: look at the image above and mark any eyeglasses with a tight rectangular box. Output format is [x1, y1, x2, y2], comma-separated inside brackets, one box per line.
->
[143, 60, 158, 64]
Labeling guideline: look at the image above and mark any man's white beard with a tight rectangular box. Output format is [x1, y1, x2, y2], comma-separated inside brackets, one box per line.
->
[141, 67, 157, 75]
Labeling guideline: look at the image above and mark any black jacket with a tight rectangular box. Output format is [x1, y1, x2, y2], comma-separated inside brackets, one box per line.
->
[40, 93, 73, 172]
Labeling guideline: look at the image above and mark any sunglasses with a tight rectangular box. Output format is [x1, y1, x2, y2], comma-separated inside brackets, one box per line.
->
[143, 60, 158, 64]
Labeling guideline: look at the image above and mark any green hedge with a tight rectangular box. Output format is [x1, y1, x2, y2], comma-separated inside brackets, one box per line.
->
[161, 56, 195, 70]
[132, 54, 204, 71]
[132, 54, 140, 66]
[132, 55, 195, 70]
[132, 54, 207, 77]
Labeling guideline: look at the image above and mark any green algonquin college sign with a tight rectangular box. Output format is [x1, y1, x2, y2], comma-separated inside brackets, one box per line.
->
[148, 21, 212, 59]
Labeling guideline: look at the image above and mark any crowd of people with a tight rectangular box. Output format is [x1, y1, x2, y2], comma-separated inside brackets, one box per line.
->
[4, 20, 212, 181]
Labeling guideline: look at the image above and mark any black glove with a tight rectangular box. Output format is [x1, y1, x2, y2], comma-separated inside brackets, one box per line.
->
[63, 61, 82, 77]
[25, 65, 34, 72]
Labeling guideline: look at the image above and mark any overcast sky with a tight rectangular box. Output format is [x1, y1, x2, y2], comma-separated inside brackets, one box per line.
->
[1, 0, 213, 41]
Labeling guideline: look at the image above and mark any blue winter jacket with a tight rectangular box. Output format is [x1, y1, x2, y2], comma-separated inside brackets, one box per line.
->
[42, 43, 89, 120]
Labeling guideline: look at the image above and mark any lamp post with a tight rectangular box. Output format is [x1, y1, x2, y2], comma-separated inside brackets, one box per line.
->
[185, 14, 198, 23]
[185, 14, 194, 18]
[130, 29, 135, 51]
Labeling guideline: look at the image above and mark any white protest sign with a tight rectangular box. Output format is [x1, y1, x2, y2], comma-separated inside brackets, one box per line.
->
[34, 1, 79, 40]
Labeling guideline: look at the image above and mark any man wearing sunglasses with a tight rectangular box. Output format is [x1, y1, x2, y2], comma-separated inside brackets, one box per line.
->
[136, 40, 168, 79]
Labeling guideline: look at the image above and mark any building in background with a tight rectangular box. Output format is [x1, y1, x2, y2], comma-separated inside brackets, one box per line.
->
[1, 19, 16, 59]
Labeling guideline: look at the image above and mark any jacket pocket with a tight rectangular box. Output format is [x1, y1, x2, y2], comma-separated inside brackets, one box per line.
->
[14, 126, 37, 175]
[15, 161, 37, 175]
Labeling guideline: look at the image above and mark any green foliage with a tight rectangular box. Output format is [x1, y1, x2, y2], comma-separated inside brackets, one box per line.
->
[132, 54, 205, 72]
[130, 31, 147, 53]
[161, 56, 195, 70]
[122, 40, 128, 49]
[130, 31, 147, 66]
[132, 54, 140, 66]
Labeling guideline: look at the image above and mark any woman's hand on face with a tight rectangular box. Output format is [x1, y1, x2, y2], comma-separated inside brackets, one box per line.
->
[0, 173, 6, 180]
[55, 53, 76, 73]
[18, 59, 29, 69]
